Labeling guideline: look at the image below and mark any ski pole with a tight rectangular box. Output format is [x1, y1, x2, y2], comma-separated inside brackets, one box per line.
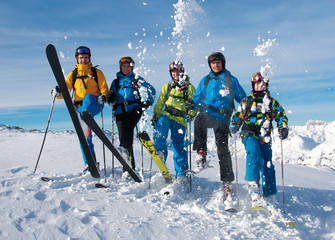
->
[281, 139, 285, 213]
[234, 134, 239, 207]
[111, 114, 115, 178]
[148, 157, 153, 189]
[188, 119, 192, 193]
[101, 106, 107, 183]
[34, 95, 56, 173]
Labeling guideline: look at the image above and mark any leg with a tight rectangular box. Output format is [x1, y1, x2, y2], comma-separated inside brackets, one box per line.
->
[153, 114, 170, 160]
[170, 120, 188, 177]
[77, 94, 101, 165]
[242, 136, 263, 182]
[193, 112, 209, 152]
[260, 143, 277, 196]
[214, 124, 234, 182]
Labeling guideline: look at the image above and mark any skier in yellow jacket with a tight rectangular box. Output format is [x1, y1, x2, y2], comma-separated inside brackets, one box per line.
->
[51, 46, 109, 172]
[152, 61, 197, 182]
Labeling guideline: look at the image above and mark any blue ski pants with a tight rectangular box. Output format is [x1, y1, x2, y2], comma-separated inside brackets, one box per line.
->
[153, 114, 188, 177]
[77, 94, 102, 165]
[242, 136, 277, 196]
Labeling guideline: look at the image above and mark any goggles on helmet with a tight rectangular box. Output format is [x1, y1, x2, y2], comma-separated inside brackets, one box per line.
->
[169, 61, 184, 72]
[76, 47, 91, 56]
[120, 57, 134, 64]
[208, 53, 224, 62]
[252, 72, 269, 83]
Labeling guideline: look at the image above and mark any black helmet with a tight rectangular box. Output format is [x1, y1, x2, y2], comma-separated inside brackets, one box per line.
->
[75, 46, 91, 57]
[169, 61, 184, 73]
[208, 52, 226, 70]
[119, 56, 135, 70]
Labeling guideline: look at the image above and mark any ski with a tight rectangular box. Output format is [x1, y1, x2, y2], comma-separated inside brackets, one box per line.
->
[45, 44, 100, 178]
[138, 131, 173, 183]
[186, 164, 214, 175]
[81, 110, 142, 183]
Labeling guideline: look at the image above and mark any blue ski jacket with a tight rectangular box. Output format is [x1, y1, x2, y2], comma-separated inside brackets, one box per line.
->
[193, 70, 246, 123]
[110, 71, 155, 116]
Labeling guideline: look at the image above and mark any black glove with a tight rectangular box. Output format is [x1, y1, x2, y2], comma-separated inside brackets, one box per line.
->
[185, 99, 194, 111]
[141, 100, 152, 109]
[107, 90, 115, 103]
[278, 125, 288, 140]
[98, 95, 106, 105]
[51, 86, 61, 97]
[151, 114, 159, 126]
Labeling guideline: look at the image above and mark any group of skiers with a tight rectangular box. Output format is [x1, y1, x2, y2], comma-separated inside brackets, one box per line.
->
[51, 46, 288, 207]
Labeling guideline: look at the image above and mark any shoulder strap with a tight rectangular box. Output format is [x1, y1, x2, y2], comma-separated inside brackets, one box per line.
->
[164, 83, 174, 103]
[72, 66, 99, 89]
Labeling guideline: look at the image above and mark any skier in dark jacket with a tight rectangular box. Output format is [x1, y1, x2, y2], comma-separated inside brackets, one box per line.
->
[193, 52, 246, 205]
[230, 72, 288, 208]
[109, 56, 155, 179]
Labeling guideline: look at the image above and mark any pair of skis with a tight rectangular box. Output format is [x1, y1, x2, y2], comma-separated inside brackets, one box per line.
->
[46, 43, 141, 183]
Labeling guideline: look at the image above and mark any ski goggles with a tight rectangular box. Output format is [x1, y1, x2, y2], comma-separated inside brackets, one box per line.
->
[76, 47, 91, 55]
[119, 57, 134, 65]
[169, 62, 184, 72]
[252, 72, 268, 83]
[208, 53, 223, 62]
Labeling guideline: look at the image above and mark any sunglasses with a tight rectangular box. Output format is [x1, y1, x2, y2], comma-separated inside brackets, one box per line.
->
[76, 47, 90, 55]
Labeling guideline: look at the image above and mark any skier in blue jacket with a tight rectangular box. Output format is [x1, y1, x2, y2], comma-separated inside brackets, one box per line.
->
[109, 56, 155, 178]
[193, 52, 246, 202]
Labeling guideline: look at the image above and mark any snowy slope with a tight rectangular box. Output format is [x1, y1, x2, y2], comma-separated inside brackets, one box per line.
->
[1, 122, 334, 240]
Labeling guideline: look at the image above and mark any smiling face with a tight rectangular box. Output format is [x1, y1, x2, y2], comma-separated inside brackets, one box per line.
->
[210, 59, 223, 73]
[254, 80, 267, 91]
[76, 54, 90, 64]
[171, 68, 181, 82]
[120, 62, 132, 75]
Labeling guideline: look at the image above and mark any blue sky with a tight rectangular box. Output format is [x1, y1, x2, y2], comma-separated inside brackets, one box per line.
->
[1, 0, 334, 131]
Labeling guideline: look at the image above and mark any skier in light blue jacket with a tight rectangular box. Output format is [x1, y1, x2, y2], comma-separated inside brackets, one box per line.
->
[193, 52, 246, 200]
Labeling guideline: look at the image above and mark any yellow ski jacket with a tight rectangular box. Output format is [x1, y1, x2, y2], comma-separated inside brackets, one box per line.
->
[57, 63, 109, 105]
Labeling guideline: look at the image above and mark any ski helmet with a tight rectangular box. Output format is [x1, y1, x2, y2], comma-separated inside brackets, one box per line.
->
[169, 61, 184, 73]
[75, 46, 91, 57]
[119, 56, 135, 70]
[208, 52, 226, 70]
[251, 72, 269, 90]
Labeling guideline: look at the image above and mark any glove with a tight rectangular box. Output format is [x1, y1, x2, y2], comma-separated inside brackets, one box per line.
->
[184, 115, 192, 123]
[229, 125, 239, 134]
[278, 126, 288, 140]
[98, 95, 107, 105]
[151, 114, 159, 126]
[185, 99, 194, 111]
[141, 100, 152, 109]
[107, 90, 115, 103]
[51, 86, 61, 97]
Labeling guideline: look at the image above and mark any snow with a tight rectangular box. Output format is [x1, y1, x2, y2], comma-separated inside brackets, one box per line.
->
[1, 121, 335, 239]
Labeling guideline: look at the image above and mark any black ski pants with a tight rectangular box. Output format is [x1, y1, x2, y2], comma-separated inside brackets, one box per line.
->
[115, 107, 143, 169]
[193, 112, 234, 182]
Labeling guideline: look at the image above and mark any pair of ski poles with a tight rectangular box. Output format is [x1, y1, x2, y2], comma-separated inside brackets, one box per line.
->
[34, 96, 109, 183]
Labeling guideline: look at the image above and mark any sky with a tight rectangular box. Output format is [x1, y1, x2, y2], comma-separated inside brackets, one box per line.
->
[1, 0, 334, 131]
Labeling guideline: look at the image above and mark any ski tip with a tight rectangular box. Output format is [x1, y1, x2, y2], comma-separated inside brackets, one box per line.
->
[95, 183, 108, 188]
[252, 206, 265, 210]
[225, 208, 237, 213]
[41, 176, 52, 182]
[286, 222, 296, 229]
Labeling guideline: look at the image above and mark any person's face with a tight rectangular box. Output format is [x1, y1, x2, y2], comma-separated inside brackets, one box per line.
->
[254, 81, 267, 91]
[210, 59, 223, 73]
[77, 54, 90, 64]
[171, 69, 181, 81]
[121, 63, 132, 75]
